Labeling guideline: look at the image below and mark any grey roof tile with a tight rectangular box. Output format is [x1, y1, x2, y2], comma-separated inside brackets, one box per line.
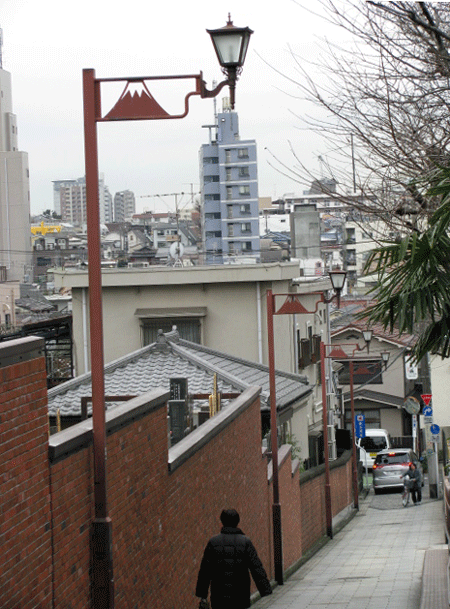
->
[48, 333, 312, 417]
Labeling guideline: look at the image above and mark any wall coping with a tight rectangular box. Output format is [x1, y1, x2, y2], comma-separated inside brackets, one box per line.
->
[168, 386, 262, 473]
[48, 388, 169, 463]
[0, 336, 45, 368]
[299, 449, 353, 484]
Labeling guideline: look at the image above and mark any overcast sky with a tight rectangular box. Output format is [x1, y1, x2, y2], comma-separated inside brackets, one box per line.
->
[2, 0, 345, 215]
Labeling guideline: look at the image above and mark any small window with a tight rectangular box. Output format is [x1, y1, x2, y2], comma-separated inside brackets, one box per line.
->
[238, 148, 249, 159]
[226, 186, 233, 200]
[241, 222, 251, 233]
[226, 167, 232, 181]
[225, 150, 231, 163]
[240, 204, 251, 214]
[239, 167, 250, 177]
[239, 185, 250, 197]
[228, 224, 234, 237]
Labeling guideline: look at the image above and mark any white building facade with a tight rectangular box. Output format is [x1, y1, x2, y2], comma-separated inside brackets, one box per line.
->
[0, 34, 32, 283]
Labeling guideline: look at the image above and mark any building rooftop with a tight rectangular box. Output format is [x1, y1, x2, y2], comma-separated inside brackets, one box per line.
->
[48, 329, 311, 418]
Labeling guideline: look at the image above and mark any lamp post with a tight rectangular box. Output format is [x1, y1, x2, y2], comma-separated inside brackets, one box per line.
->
[321, 332, 382, 514]
[266, 270, 346, 583]
[83, 18, 252, 608]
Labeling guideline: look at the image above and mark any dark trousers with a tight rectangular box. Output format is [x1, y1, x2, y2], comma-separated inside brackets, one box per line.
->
[411, 486, 422, 503]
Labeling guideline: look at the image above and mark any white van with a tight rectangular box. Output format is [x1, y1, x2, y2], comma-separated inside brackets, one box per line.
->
[357, 429, 391, 470]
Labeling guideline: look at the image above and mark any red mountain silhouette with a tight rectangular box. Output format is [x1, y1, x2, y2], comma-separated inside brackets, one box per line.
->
[104, 82, 169, 120]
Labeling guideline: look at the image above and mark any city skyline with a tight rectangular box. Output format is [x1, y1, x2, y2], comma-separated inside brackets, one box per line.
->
[2, 1, 345, 214]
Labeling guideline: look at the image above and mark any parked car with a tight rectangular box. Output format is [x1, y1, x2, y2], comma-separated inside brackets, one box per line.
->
[372, 448, 423, 494]
[357, 428, 391, 470]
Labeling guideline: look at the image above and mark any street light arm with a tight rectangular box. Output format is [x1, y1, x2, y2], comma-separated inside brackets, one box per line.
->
[200, 67, 238, 108]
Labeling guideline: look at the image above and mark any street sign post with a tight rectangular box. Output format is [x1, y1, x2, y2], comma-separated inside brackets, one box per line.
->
[355, 414, 365, 439]
[423, 406, 433, 425]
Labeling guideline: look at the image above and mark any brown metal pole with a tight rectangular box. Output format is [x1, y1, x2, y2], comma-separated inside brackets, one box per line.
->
[349, 361, 359, 510]
[83, 68, 114, 609]
[320, 341, 333, 538]
[267, 290, 283, 585]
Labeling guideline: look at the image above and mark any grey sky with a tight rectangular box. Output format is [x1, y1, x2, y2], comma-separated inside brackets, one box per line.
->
[2, 0, 342, 214]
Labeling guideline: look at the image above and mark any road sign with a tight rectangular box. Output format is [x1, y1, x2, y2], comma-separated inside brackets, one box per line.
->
[430, 423, 440, 436]
[355, 414, 365, 439]
[421, 394, 432, 406]
[423, 406, 433, 417]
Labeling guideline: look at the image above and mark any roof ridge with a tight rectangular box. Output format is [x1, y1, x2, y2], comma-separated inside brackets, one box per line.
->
[174, 337, 308, 383]
[170, 342, 250, 393]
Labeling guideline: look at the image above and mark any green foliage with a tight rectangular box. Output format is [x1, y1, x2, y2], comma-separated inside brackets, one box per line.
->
[286, 433, 302, 462]
[361, 166, 450, 360]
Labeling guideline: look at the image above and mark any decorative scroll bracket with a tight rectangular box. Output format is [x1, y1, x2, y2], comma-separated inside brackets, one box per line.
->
[94, 72, 230, 123]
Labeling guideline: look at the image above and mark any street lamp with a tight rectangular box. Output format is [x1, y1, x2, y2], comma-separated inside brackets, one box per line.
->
[266, 274, 345, 584]
[83, 18, 252, 609]
[207, 14, 253, 109]
[328, 269, 347, 301]
[323, 334, 387, 512]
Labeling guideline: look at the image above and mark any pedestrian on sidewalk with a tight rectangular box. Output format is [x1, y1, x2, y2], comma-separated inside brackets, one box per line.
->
[402, 462, 422, 505]
[196, 508, 272, 609]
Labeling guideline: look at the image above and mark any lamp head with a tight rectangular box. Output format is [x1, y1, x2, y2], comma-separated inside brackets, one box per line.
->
[328, 269, 347, 308]
[207, 15, 253, 69]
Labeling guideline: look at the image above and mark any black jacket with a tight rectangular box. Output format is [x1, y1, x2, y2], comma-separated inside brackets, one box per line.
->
[196, 527, 272, 609]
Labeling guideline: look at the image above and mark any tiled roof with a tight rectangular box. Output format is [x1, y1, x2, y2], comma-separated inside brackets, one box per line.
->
[48, 331, 311, 417]
[172, 338, 310, 410]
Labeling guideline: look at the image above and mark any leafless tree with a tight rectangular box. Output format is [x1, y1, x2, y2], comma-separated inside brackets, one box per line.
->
[272, 1, 450, 233]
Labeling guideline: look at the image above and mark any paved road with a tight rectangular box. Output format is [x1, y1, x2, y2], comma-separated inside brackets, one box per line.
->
[256, 477, 445, 609]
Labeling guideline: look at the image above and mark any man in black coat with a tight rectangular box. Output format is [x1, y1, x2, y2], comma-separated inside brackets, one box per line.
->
[196, 509, 272, 609]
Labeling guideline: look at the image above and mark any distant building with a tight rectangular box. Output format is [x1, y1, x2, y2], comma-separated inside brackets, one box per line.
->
[114, 189, 136, 222]
[54, 173, 112, 226]
[0, 32, 32, 282]
[200, 107, 260, 264]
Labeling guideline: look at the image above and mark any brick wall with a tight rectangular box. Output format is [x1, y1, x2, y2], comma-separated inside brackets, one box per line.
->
[269, 445, 303, 569]
[0, 337, 52, 609]
[299, 453, 354, 553]
[1, 336, 355, 609]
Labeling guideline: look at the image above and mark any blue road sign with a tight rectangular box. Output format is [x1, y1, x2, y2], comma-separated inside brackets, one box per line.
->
[355, 414, 365, 439]
[430, 423, 440, 435]
[423, 406, 433, 417]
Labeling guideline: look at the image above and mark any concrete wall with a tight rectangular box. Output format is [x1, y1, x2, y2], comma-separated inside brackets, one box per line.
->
[430, 355, 450, 429]
[53, 263, 315, 376]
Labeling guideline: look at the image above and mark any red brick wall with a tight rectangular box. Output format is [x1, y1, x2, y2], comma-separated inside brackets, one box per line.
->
[330, 459, 353, 516]
[299, 455, 354, 553]
[49, 389, 272, 609]
[1, 336, 356, 609]
[300, 472, 326, 552]
[0, 338, 52, 609]
[270, 446, 303, 568]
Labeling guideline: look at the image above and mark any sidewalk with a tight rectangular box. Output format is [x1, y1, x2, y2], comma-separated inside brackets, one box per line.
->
[256, 481, 446, 609]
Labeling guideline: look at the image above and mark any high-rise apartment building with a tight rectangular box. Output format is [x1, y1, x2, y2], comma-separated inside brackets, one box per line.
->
[0, 30, 32, 282]
[54, 173, 111, 226]
[200, 108, 260, 264]
[114, 190, 136, 222]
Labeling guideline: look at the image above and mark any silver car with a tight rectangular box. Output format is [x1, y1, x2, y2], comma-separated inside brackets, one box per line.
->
[372, 448, 423, 494]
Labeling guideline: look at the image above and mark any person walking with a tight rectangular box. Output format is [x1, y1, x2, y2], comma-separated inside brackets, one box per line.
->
[196, 508, 272, 609]
[402, 462, 422, 505]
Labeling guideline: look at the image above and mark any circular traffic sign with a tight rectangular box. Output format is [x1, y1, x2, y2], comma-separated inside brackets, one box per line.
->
[430, 423, 440, 435]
